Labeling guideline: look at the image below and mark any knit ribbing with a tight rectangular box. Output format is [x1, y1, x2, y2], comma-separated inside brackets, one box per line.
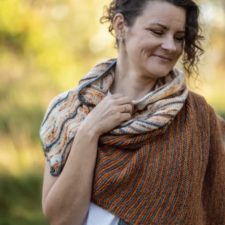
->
[39, 59, 225, 224]
[39, 59, 188, 176]
[92, 92, 225, 225]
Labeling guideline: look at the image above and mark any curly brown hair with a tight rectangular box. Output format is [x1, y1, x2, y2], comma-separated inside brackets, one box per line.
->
[100, 0, 204, 75]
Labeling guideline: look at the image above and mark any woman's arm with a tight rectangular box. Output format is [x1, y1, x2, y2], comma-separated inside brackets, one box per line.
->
[202, 109, 225, 225]
[41, 94, 133, 225]
[42, 124, 100, 225]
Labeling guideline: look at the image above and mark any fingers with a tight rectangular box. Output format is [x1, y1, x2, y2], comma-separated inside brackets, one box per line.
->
[105, 94, 133, 115]
[118, 104, 133, 114]
[85, 93, 133, 135]
[119, 112, 132, 122]
[111, 95, 133, 114]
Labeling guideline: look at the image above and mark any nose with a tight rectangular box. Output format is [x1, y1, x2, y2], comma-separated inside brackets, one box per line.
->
[161, 36, 177, 52]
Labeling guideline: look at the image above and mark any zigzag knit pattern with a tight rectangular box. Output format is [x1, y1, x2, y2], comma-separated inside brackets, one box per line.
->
[39, 59, 225, 224]
[40, 59, 188, 175]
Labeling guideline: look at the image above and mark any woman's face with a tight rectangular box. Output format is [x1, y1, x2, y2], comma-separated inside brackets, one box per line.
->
[121, 1, 186, 78]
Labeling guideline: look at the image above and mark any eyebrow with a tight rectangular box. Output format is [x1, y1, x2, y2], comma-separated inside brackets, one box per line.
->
[148, 23, 185, 33]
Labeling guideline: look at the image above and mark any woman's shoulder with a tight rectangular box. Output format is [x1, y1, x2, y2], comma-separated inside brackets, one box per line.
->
[78, 58, 116, 86]
[186, 90, 211, 114]
[187, 90, 221, 114]
[186, 90, 220, 116]
[187, 90, 208, 104]
[187, 90, 225, 133]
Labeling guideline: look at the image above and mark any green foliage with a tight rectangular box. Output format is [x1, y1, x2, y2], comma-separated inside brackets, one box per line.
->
[0, 1, 113, 223]
[0, 0, 224, 224]
[0, 172, 48, 225]
[0, 103, 44, 142]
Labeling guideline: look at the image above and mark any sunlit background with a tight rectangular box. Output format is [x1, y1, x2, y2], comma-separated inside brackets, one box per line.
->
[0, 0, 224, 224]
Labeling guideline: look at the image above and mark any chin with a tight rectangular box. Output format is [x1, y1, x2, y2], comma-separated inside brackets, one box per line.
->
[146, 68, 172, 78]
[148, 61, 174, 75]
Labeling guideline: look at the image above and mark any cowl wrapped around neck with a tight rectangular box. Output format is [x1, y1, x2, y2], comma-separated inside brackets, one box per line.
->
[40, 59, 225, 225]
[40, 59, 188, 176]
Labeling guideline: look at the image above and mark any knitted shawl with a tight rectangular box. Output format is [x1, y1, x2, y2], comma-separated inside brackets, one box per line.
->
[40, 59, 225, 225]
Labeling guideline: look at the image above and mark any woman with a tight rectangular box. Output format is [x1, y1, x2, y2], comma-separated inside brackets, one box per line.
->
[40, 0, 225, 225]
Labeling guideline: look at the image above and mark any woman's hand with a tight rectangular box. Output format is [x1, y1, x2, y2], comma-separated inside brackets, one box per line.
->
[80, 94, 133, 136]
[42, 94, 133, 225]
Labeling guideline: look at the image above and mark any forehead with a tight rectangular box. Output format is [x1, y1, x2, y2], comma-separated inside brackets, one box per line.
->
[135, 1, 186, 30]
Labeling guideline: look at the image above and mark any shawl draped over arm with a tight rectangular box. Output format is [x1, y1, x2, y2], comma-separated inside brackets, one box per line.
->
[202, 106, 225, 225]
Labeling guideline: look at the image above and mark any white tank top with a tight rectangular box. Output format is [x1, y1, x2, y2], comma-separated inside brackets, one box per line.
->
[83, 91, 119, 225]
[83, 202, 119, 225]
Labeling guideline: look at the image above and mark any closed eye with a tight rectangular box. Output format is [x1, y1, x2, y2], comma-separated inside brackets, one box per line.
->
[147, 29, 164, 35]
[146, 28, 185, 42]
[175, 36, 185, 42]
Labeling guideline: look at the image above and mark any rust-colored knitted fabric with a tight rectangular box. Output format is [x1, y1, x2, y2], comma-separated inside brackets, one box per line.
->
[40, 59, 225, 224]
[40, 59, 188, 176]
[93, 91, 225, 225]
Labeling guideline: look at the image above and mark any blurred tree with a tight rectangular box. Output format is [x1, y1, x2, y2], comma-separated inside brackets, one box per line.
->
[0, 0, 224, 150]
[0, 0, 224, 223]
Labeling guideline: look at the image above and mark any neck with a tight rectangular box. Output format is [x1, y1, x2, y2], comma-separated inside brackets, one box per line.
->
[110, 56, 157, 100]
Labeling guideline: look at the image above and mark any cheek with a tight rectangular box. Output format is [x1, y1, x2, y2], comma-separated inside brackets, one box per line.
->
[177, 44, 184, 55]
[139, 43, 157, 56]
[173, 47, 183, 60]
[129, 42, 150, 58]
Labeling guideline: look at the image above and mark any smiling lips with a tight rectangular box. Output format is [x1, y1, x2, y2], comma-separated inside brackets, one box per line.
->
[152, 54, 173, 61]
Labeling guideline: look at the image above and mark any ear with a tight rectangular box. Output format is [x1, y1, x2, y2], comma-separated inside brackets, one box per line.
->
[112, 13, 127, 39]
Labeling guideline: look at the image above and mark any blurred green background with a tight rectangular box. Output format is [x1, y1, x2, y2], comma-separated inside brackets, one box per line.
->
[0, 0, 224, 224]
